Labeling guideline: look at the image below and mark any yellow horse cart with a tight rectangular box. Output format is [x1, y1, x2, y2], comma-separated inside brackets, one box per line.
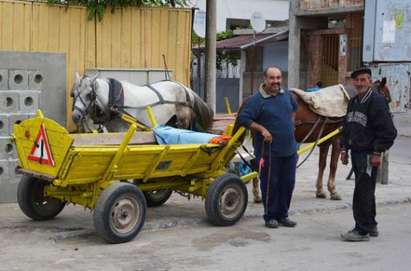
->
[12, 111, 257, 243]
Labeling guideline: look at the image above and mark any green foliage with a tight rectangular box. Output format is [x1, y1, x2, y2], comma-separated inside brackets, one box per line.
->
[216, 30, 233, 41]
[43, 0, 188, 20]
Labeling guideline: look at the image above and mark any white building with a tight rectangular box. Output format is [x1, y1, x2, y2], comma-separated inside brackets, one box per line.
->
[190, 0, 289, 32]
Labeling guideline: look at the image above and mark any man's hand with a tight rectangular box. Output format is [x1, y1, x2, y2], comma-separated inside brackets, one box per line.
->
[340, 151, 349, 165]
[261, 128, 272, 143]
[370, 153, 382, 168]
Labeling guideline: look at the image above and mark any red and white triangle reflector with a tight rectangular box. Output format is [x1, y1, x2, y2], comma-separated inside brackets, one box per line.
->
[27, 124, 55, 167]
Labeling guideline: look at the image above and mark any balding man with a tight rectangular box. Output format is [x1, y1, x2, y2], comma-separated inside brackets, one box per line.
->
[237, 67, 298, 229]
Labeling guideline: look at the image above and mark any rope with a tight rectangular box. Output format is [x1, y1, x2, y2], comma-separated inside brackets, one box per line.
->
[258, 141, 272, 218]
[296, 118, 328, 168]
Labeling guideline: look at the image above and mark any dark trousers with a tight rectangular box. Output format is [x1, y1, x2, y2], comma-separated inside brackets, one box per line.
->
[351, 151, 378, 233]
[259, 153, 297, 222]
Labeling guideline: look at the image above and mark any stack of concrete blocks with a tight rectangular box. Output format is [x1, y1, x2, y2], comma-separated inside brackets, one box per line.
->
[0, 69, 42, 202]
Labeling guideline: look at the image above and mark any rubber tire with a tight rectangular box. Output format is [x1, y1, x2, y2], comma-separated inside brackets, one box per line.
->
[205, 174, 248, 226]
[93, 182, 146, 244]
[17, 175, 65, 221]
[143, 189, 172, 207]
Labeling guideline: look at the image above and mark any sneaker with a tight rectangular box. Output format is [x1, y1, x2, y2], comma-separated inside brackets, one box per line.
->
[265, 219, 279, 228]
[369, 226, 379, 237]
[278, 217, 297, 227]
[340, 229, 369, 242]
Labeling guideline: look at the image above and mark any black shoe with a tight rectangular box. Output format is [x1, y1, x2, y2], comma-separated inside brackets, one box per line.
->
[265, 219, 279, 228]
[341, 229, 369, 242]
[278, 217, 297, 227]
[369, 226, 379, 237]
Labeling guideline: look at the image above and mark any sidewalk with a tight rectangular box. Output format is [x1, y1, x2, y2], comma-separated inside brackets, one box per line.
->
[393, 111, 411, 137]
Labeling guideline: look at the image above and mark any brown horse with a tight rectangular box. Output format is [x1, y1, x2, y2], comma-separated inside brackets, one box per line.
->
[245, 79, 390, 202]
[292, 92, 343, 200]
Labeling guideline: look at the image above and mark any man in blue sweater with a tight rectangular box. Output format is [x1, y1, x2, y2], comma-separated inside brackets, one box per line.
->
[237, 66, 298, 228]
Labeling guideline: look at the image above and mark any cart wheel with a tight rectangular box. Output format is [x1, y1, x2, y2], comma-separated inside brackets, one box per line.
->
[205, 174, 248, 226]
[144, 189, 172, 207]
[93, 182, 146, 244]
[17, 175, 65, 221]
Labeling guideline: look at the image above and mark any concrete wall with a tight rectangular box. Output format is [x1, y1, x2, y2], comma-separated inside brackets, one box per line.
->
[216, 78, 239, 113]
[370, 63, 411, 113]
[192, 0, 289, 32]
[0, 52, 66, 125]
[363, 0, 411, 62]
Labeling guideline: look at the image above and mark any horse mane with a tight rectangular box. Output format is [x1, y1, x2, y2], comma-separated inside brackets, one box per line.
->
[192, 93, 214, 131]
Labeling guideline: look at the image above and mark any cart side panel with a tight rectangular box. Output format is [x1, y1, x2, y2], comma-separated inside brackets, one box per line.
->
[13, 116, 73, 178]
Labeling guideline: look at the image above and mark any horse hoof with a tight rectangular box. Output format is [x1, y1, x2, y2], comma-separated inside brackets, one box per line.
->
[330, 192, 342, 200]
[254, 196, 262, 203]
[316, 192, 327, 199]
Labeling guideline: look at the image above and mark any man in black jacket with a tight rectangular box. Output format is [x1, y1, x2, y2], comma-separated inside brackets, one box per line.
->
[340, 67, 397, 242]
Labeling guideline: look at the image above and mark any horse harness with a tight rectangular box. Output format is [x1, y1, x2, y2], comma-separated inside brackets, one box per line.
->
[73, 77, 194, 125]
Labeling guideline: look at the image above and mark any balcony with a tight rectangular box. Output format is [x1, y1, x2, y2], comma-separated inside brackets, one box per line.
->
[297, 0, 364, 16]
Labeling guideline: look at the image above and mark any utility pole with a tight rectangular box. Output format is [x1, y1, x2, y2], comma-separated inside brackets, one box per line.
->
[204, 0, 217, 112]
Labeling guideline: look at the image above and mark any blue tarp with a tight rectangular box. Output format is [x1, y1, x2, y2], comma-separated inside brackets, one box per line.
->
[153, 125, 217, 144]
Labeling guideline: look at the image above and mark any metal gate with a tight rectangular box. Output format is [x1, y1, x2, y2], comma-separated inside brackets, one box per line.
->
[320, 34, 339, 86]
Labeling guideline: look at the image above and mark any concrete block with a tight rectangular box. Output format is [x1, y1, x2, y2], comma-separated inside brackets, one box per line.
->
[8, 70, 29, 90]
[19, 90, 40, 113]
[8, 113, 32, 135]
[0, 159, 10, 181]
[0, 52, 67, 126]
[8, 159, 22, 182]
[0, 115, 9, 136]
[0, 136, 16, 159]
[0, 69, 8, 90]
[28, 70, 45, 90]
[0, 91, 19, 113]
[0, 159, 18, 203]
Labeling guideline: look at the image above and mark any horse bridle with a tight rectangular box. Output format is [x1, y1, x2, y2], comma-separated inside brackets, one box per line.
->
[71, 76, 104, 130]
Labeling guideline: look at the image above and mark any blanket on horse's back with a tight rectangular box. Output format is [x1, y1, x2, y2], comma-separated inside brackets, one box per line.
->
[291, 84, 350, 118]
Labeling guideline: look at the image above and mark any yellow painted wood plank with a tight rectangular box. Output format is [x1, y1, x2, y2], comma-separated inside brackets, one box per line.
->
[167, 10, 178, 79]
[143, 8, 152, 67]
[30, 2, 40, 51]
[12, 1, 25, 50]
[1, 2, 13, 49]
[84, 16, 96, 69]
[151, 8, 161, 68]
[37, 4, 49, 51]
[100, 11, 113, 67]
[110, 8, 121, 68]
[46, 6, 61, 52]
[159, 8, 169, 71]
[175, 11, 186, 83]
[120, 8, 131, 68]
[23, 2, 32, 51]
[130, 7, 142, 67]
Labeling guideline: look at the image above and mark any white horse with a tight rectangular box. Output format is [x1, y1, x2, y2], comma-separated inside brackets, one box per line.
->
[71, 73, 214, 133]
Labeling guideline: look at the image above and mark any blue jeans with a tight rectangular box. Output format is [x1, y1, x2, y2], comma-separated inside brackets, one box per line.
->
[258, 153, 297, 222]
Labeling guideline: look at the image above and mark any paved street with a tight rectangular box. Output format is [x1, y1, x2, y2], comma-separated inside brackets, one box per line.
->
[0, 113, 410, 271]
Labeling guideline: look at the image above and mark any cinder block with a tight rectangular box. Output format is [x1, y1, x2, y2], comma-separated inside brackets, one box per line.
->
[8, 113, 32, 135]
[28, 70, 45, 90]
[0, 69, 8, 90]
[0, 91, 19, 113]
[8, 159, 22, 182]
[0, 137, 16, 159]
[0, 115, 9, 136]
[8, 70, 28, 90]
[19, 90, 40, 113]
[0, 159, 10, 181]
